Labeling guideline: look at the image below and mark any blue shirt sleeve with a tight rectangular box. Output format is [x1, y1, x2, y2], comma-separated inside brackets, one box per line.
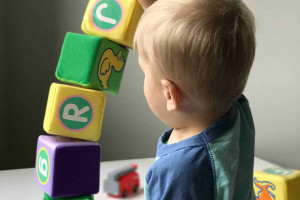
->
[145, 146, 215, 200]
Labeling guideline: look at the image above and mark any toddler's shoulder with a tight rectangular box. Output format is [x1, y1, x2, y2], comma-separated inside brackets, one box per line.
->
[149, 144, 213, 179]
[146, 145, 216, 199]
[237, 94, 249, 104]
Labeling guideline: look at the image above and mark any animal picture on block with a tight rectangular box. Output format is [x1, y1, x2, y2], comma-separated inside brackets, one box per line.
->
[253, 167, 300, 200]
[55, 32, 129, 94]
[43, 83, 106, 142]
[35, 135, 101, 198]
[81, 0, 144, 47]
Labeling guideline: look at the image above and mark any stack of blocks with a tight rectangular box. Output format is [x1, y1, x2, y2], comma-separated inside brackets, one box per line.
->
[35, 0, 143, 199]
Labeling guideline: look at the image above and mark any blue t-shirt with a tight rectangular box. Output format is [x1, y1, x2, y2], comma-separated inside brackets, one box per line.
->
[144, 95, 256, 200]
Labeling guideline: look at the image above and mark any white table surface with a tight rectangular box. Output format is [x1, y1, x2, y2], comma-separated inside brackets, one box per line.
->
[0, 157, 278, 200]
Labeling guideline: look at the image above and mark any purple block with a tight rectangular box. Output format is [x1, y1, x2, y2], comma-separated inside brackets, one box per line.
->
[35, 135, 101, 198]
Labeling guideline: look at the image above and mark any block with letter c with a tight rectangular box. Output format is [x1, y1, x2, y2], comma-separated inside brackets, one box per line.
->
[81, 0, 144, 48]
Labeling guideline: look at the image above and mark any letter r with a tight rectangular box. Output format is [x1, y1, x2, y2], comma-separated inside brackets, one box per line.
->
[63, 104, 90, 123]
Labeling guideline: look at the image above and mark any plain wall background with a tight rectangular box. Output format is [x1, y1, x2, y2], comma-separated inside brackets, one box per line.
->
[0, 0, 299, 170]
[244, 0, 300, 168]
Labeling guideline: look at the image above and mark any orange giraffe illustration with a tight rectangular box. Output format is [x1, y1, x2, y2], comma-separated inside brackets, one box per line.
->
[98, 48, 125, 89]
[254, 178, 276, 200]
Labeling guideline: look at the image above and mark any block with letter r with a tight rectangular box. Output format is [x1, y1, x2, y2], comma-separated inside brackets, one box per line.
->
[81, 0, 143, 48]
[35, 135, 100, 198]
[43, 83, 106, 142]
[55, 32, 129, 94]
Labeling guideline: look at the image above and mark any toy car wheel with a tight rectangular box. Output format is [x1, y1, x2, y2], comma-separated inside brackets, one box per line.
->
[134, 185, 139, 192]
[122, 190, 127, 198]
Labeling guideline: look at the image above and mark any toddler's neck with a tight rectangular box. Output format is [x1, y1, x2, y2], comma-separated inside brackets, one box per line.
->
[166, 111, 225, 144]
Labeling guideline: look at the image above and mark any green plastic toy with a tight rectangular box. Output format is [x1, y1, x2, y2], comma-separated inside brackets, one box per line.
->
[43, 193, 94, 200]
[56, 32, 129, 94]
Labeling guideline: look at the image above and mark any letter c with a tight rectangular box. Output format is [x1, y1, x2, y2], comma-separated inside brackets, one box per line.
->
[96, 3, 117, 25]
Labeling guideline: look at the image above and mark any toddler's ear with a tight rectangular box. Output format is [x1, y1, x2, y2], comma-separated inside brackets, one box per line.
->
[161, 79, 181, 111]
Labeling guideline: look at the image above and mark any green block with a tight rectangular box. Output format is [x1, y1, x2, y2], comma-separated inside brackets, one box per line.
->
[43, 193, 94, 200]
[55, 32, 129, 94]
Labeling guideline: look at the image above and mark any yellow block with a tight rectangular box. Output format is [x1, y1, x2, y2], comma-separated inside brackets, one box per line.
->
[81, 0, 144, 48]
[253, 167, 300, 200]
[44, 83, 106, 142]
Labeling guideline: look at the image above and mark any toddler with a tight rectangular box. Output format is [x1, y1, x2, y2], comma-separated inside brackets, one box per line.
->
[134, 0, 256, 199]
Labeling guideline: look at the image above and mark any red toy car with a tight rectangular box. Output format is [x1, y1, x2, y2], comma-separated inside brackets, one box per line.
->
[104, 164, 140, 198]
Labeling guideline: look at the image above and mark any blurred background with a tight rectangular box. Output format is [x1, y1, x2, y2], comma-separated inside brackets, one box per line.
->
[0, 0, 299, 170]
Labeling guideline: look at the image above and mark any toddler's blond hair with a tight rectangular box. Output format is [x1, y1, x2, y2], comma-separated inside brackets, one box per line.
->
[133, 0, 256, 113]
